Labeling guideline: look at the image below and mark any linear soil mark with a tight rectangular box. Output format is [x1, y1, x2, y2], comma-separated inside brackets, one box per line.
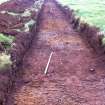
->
[6, 0, 105, 105]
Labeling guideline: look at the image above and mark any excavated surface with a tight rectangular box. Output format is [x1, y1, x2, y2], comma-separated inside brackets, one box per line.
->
[6, 1, 105, 105]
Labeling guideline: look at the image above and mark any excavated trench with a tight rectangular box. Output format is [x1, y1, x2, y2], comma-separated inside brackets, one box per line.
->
[0, 0, 105, 105]
[5, 0, 105, 105]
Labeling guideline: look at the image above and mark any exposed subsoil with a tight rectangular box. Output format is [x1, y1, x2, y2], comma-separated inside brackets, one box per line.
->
[1, 0, 105, 105]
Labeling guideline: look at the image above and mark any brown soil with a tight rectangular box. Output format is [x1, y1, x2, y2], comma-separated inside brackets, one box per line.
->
[0, 0, 34, 13]
[5, 0, 105, 105]
[0, 0, 36, 35]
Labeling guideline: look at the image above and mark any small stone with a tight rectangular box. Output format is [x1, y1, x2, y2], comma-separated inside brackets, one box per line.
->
[89, 68, 95, 72]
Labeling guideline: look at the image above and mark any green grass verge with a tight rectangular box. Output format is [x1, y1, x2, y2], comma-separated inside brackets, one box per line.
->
[57, 0, 105, 32]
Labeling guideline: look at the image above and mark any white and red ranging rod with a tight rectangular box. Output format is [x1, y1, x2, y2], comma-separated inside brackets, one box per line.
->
[44, 52, 53, 75]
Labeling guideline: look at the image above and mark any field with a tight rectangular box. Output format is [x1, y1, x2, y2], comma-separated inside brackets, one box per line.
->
[57, 0, 105, 32]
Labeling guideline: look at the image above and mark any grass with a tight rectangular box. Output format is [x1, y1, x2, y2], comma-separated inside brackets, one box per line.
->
[0, 33, 14, 43]
[102, 37, 105, 45]
[0, 33, 15, 49]
[0, 33, 14, 71]
[57, 0, 105, 32]
[0, 53, 12, 71]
